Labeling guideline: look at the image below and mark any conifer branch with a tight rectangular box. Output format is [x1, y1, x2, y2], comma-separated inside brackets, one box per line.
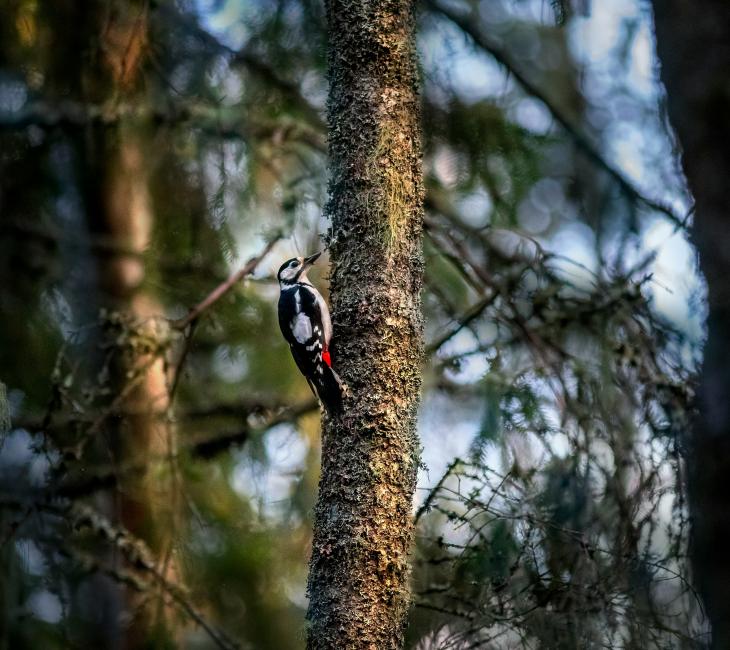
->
[72, 506, 244, 650]
[423, 0, 688, 228]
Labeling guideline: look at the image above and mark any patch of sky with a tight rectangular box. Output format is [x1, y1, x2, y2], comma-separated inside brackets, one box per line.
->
[7, 389, 24, 420]
[170, 61, 194, 94]
[440, 328, 479, 359]
[0, 80, 27, 114]
[452, 51, 512, 103]
[300, 70, 328, 110]
[543, 221, 599, 291]
[486, 228, 539, 261]
[547, 430, 570, 458]
[419, 19, 514, 104]
[195, 0, 250, 50]
[605, 117, 647, 185]
[213, 345, 249, 383]
[569, 0, 690, 216]
[440, 330, 489, 385]
[0, 427, 53, 486]
[207, 55, 244, 105]
[480, 0, 555, 24]
[479, 0, 510, 24]
[486, 155, 513, 197]
[28, 590, 63, 624]
[15, 540, 46, 576]
[514, 97, 553, 134]
[446, 354, 490, 385]
[629, 22, 656, 96]
[433, 147, 461, 188]
[0, 429, 35, 469]
[569, 0, 637, 63]
[457, 188, 492, 227]
[417, 391, 482, 504]
[284, 576, 309, 609]
[522, 178, 565, 233]
[642, 218, 704, 340]
[231, 424, 309, 519]
[476, 320, 499, 345]
[28, 454, 50, 487]
[40, 288, 74, 340]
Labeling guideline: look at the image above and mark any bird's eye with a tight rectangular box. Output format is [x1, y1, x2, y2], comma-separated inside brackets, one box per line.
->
[292, 261, 300, 267]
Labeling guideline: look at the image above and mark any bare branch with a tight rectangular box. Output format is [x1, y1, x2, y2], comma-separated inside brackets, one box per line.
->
[189, 397, 319, 458]
[0, 101, 326, 154]
[173, 236, 281, 331]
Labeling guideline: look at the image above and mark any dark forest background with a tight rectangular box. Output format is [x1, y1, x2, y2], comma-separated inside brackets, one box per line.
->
[0, 0, 706, 648]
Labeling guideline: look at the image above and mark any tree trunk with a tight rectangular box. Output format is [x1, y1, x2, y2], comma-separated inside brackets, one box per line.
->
[82, 6, 180, 648]
[305, 0, 424, 648]
[651, 2, 730, 646]
[90, 124, 179, 650]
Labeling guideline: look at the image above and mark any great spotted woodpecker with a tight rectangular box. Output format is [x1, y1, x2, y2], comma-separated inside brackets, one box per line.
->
[277, 252, 345, 417]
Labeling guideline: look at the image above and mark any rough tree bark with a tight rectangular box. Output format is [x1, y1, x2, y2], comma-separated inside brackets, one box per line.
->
[651, 2, 730, 647]
[305, 0, 424, 648]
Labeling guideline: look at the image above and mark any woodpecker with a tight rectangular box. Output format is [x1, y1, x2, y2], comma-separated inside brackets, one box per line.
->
[277, 252, 345, 417]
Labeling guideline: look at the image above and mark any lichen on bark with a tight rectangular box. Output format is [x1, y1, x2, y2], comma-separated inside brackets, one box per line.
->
[304, 0, 424, 648]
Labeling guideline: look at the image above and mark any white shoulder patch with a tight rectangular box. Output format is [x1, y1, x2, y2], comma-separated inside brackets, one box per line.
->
[291, 312, 312, 344]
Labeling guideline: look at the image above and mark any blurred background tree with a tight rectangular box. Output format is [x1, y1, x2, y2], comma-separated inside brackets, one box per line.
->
[652, 2, 730, 648]
[0, 0, 705, 649]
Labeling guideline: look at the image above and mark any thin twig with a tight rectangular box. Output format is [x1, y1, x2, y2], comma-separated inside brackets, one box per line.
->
[424, 216, 495, 287]
[169, 320, 197, 404]
[427, 294, 497, 355]
[415, 458, 463, 524]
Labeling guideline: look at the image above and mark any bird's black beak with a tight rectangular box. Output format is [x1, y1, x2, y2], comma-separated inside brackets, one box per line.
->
[303, 252, 321, 267]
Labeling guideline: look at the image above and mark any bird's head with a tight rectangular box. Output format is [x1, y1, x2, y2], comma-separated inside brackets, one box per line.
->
[277, 252, 321, 287]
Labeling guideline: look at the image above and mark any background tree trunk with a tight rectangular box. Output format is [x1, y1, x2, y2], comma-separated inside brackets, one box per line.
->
[83, 6, 180, 648]
[89, 123, 178, 650]
[651, 2, 730, 646]
[305, 0, 424, 648]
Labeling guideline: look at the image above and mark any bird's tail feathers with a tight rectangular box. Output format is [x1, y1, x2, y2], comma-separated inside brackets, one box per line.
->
[314, 365, 346, 418]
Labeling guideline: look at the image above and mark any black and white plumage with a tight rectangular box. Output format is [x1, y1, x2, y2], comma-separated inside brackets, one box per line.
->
[277, 253, 345, 417]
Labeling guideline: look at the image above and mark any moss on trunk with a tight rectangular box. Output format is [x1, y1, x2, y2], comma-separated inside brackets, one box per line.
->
[305, 0, 424, 648]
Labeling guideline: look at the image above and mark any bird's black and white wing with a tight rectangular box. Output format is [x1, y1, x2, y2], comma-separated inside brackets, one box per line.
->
[278, 284, 344, 416]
